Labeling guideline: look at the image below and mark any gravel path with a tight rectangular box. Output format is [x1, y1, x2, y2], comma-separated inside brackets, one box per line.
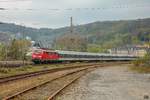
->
[55, 65, 150, 100]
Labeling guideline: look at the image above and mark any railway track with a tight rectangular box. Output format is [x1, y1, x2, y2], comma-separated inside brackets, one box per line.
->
[3, 65, 98, 100]
[0, 62, 128, 100]
[0, 62, 127, 84]
[47, 68, 95, 100]
[0, 63, 102, 84]
[0, 61, 32, 67]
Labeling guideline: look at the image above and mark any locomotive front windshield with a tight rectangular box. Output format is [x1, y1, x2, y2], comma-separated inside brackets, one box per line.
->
[33, 50, 43, 54]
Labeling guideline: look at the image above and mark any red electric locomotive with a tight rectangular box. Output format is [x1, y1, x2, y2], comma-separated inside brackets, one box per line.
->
[32, 49, 60, 63]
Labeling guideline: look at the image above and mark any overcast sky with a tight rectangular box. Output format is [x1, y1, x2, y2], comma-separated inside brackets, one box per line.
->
[0, 0, 150, 28]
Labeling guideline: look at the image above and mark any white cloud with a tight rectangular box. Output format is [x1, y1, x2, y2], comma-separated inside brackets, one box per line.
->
[0, 0, 150, 28]
[32, 0, 100, 9]
[0, 0, 32, 9]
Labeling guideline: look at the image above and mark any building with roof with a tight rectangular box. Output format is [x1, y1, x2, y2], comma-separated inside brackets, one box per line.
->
[109, 45, 150, 57]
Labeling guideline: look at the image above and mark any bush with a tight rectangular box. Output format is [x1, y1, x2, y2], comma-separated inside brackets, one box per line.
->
[0, 68, 10, 73]
[133, 53, 150, 67]
[0, 44, 7, 60]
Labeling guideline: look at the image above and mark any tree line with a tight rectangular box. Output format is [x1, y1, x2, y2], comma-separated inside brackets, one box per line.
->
[0, 39, 31, 61]
[133, 43, 150, 67]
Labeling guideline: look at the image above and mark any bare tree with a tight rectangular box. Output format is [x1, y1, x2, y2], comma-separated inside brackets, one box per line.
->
[54, 34, 87, 51]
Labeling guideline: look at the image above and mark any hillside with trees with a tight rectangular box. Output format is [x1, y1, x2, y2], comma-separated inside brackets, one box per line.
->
[0, 18, 150, 52]
[0, 32, 12, 44]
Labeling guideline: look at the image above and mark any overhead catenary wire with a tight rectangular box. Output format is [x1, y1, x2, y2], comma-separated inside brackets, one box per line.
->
[0, 3, 150, 11]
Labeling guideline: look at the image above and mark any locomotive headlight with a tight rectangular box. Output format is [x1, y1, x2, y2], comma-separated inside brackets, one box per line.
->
[32, 55, 35, 58]
[38, 56, 42, 58]
[32, 55, 41, 58]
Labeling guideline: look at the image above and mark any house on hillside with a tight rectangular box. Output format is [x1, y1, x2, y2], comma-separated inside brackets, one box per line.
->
[109, 45, 150, 57]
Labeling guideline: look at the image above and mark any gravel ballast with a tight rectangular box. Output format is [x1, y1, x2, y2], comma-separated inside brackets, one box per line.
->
[55, 65, 150, 100]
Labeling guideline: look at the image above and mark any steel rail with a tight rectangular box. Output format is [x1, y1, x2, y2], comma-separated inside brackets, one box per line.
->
[47, 67, 95, 100]
[3, 65, 98, 100]
[0, 63, 99, 84]
[1, 62, 128, 100]
[0, 62, 128, 84]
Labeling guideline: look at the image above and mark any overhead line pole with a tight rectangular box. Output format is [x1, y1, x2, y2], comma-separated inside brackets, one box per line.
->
[70, 16, 73, 34]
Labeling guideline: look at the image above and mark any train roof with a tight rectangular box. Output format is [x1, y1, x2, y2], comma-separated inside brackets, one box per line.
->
[55, 50, 100, 55]
[33, 49, 137, 57]
[33, 48, 56, 52]
[55, 50, 135, 57]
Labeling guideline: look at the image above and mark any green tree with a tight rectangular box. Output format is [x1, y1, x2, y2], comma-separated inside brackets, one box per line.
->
[87, 44, 108, 53]
[8, 39, 31, 60]
[0, 44, 7, 60]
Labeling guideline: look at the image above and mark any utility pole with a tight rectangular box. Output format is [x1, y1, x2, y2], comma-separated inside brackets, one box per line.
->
[70, 16, 73, 34]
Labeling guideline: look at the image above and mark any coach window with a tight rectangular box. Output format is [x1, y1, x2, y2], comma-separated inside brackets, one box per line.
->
[84, 55, 86, 58]
[49, 52, 53, 55]
[68, 54, 72, 58]
[63, 54, 66, 57]
[67, 54, 69, 58]
[64, 54, 67, 58]
[45, 52, 49, 54]
[49, 52, 54, 55]
[73, 54, 75, 58]
[61, 54, 65, 57]
[75, 54, 78, 58]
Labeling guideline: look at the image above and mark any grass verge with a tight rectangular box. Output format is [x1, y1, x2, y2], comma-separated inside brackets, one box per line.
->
[0, 62, 93, 78]
[129, 65, 150, 73]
